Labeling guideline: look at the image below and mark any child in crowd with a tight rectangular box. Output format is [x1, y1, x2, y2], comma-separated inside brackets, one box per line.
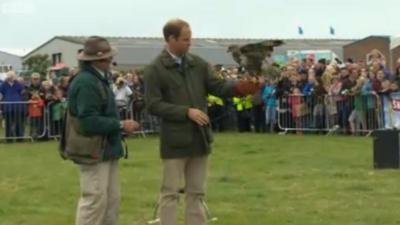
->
[288, 87, 305, 134]
[50, 89, 67, 136]
[28, 91, 45, 139]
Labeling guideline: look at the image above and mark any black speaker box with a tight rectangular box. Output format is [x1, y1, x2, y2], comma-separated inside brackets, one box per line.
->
[373, 130, 400, 169]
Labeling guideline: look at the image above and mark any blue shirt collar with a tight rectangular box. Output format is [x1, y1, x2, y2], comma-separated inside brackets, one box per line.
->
[166, 48, 183, 65]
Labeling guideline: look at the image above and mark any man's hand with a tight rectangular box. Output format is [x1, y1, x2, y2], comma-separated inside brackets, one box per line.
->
[187, 108, 210, 126]
[121, 120, 140, 133]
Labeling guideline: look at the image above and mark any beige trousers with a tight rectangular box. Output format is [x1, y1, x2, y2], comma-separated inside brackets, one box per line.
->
[160, 156, 208, 225]
[75, 160, 120, 225]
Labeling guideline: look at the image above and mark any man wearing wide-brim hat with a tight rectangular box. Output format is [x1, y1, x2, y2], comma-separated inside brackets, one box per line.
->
[65, 36, 139, 225]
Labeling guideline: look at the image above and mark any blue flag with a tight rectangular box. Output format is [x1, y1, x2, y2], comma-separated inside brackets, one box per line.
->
[298, 26, 304, 35]
[330, 26, 335, 35]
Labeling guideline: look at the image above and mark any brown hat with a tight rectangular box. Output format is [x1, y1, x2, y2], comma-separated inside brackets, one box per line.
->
[77, 36, 117, 61]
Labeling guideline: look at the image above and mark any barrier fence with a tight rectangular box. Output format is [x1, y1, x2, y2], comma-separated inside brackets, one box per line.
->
[278, 93, 383, 135]
[118, 100, 160, 137]
[1, 93, 400, 142]
[0, 101, 47, 142]
[0, 99, 160, 142]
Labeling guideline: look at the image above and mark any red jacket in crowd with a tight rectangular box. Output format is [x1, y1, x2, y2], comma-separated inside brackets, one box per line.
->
[28, 97, 45, 118]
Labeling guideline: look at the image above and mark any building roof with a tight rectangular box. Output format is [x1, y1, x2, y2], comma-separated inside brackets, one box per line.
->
[24, 36, 356, 66]
[54, 35, 354, 48]
[0, 50, 22, 58]
[342, 35, 390, 48]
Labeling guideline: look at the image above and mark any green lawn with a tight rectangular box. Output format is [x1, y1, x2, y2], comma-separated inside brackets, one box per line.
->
[0, 133, 399, 225]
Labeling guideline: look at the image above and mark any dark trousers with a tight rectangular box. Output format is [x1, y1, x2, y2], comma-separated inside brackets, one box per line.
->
[30, 117, 44, 138]
[366, 108, 378, 130]
[208, 105, 226, 132]
[49, 120, 62, 136]
[337, 100, 351, 133]
[118, 107, 129, 120]
[237, 110, 252, 132]
[132, 100, 145, 121]
[253, 105, 266, 133]
[4, 111, 26, 139]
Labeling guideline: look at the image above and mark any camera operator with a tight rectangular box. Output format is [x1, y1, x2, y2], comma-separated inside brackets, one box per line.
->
[112, 76, 133, 120]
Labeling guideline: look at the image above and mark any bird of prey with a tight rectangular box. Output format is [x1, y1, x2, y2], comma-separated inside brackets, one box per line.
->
[227, 40, 283, 76]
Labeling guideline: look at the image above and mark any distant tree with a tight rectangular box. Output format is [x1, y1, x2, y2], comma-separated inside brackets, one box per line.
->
[23, 54, 51, 78]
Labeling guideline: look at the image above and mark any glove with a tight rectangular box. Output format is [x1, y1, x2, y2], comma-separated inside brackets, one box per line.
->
[234, 80, 261, 96]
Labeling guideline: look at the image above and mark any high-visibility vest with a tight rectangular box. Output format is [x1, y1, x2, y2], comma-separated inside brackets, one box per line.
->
[233, 95, 253, 111]
[208, 95, 224, 107]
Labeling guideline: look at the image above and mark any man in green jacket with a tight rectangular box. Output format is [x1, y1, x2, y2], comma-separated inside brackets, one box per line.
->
[68, 36, 139, 225]
[144, 19, 260, 225]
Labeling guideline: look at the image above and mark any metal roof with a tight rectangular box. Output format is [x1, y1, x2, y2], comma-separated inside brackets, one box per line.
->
[24, 36, 356, 65]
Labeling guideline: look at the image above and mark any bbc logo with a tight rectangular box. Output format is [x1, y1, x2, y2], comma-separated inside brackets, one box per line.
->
[0, 1, 36, 15]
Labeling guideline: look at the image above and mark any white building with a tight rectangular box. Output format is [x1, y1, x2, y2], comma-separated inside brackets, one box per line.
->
[0, 50, 22, 80]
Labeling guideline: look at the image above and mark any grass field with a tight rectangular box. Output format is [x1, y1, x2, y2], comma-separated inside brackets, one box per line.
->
[1, 133, 400, 225]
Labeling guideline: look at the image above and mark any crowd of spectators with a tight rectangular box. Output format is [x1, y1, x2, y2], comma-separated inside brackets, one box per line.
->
[1, 50, 400, 142]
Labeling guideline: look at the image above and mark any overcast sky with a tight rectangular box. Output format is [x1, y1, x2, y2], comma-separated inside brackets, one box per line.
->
[1, 0, 399, 55]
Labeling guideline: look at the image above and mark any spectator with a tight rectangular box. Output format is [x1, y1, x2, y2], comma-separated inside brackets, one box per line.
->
[113, 76, 133, 120]
[339, 67, 350, 81]
[336, 66, 357, 133]
[364, 68, 381, 93]
[288, 87, 304, 134]
[262, 78, 277, 133]
[312, 78, 327, 131]
[130, 73, 145, 120]
[252, 76, 266, 133]
[301, 69, 317, 129]
[376, 70, 387, 92]
[0, 71, 27, 141]
[362, 70, 379, 130]
[391, 81, 399, 92]
[41, 80, 57, 104]
[207, 95, 226, 132]
[315, 58, 327, 77]
[16, 76, 29, 100]
[233, 94, 253, 132]
[58, 76, 70, 98]
[27, 72, 43, 99]
[276, 66, 291, 97]
[321, 65, 336, 92]
[48, 71, 58, 86]
[298, 70, 308, 90]
[348, 77, 367, 135]
[49, 89, 66, 136]
[326, 76, 341, 128]
[394, 58, 400, 82]
[28, 90, 45, 139]
[125, 72, 134, 88]
[302, 69, 317, 96]
[41, 80, 57, 139]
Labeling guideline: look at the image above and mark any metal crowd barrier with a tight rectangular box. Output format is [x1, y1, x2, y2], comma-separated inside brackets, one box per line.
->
[0, 93, 390, 141]
[0, 101, 47, 142]
[277, 93, 382, 136]
[45, 99, 160, 139]
[120, 100, 160, 137]
[0, 100, 160, 142]
[45, 101, 67, 140]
